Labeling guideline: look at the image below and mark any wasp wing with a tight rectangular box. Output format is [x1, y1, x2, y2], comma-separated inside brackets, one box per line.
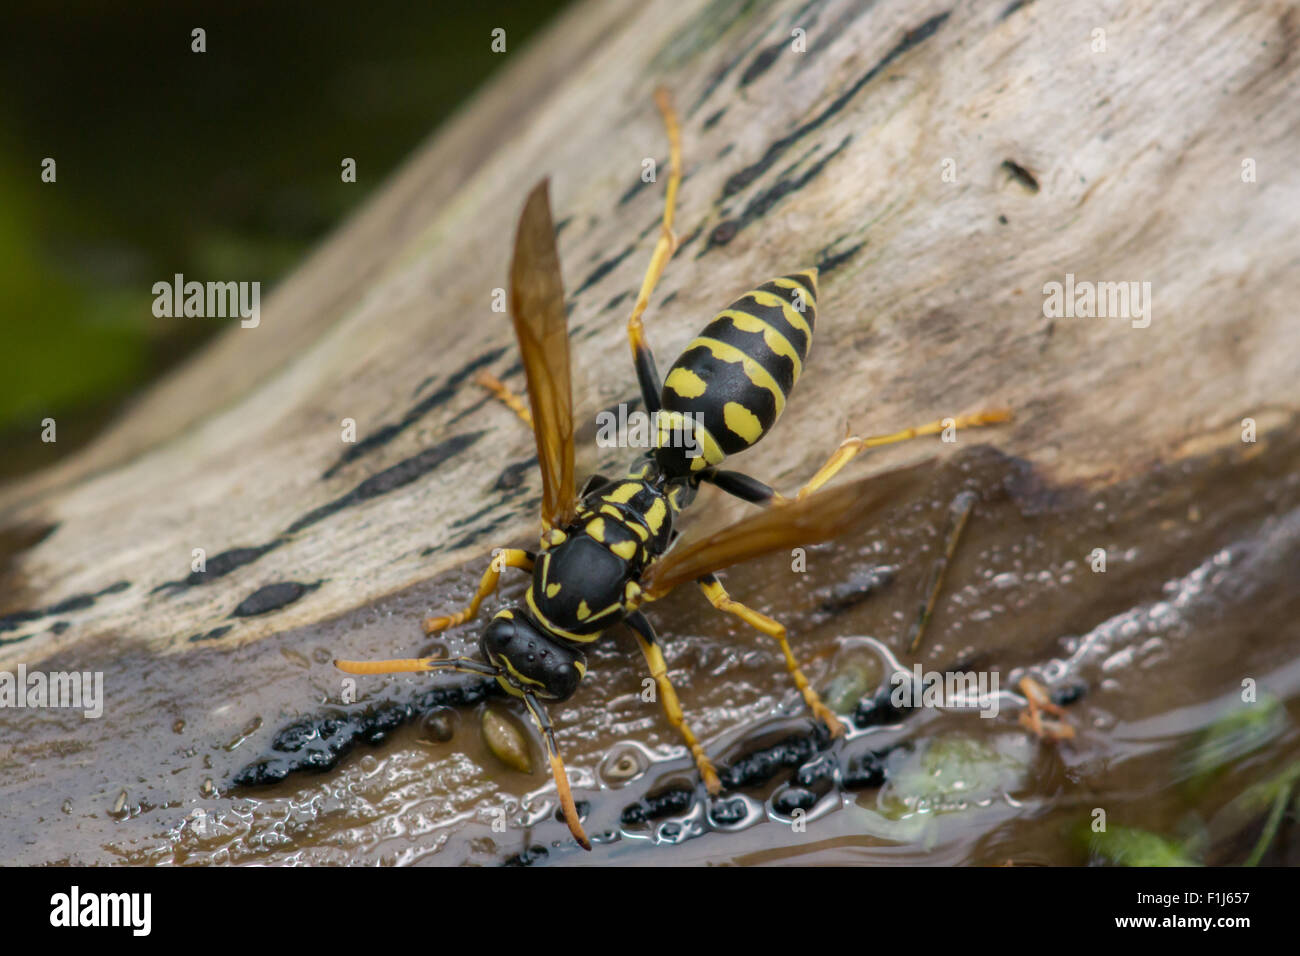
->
[641, 460, 933, 599]
[509, 179, 577, 531]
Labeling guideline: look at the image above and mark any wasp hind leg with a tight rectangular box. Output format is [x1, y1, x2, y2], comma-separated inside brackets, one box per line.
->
[704, 410, 1012, 507]
[625, 611, 721, 794]
[422, 548, 534, 634]
[697, 574, 844, 737]
[787, 410, 1012, 500]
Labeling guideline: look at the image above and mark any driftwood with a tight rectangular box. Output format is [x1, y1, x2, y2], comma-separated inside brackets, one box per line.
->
[4, 0, 1295, 657]
[1, 0, 1298, 864]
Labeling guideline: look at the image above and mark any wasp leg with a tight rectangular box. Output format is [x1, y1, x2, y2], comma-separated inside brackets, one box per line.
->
[473, 370, 534, 428]
[626, 88, 682, 414]
[785, 410, 1012, 500]
[625, 611, 721, 794]
[697, 574, 844, 736]
[905, 490, 977, 654]
[702, 468, 776, 504]
[422, 548, 535, 634]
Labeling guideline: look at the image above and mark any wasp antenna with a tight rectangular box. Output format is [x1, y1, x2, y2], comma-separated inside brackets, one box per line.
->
[333, 657, 498, 677]
[523, 692, 591, 851]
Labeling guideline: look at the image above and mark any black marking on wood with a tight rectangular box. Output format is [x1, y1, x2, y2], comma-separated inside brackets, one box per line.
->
[816, 239, 866, 275]
[999, 0, 1033, 21]
[229, 581, 321, 618]
[442, 510, 516, 553]
[703, 107, 727, 130]
[690, 57, 744, 116]
[721, 12, 950, 198]
[450, 501, 501, 530]
[554, 215, 573, 237]
[1001, 159, 1040, 193]
[290, 431, 485, 535]
[0, 579, 131, 634]
[322, 347, 505, 480]
[493, 457, 538, 495]
[572, 244, 636, 299]
[701, 135, 852, 255]
[740, 38, 785, 86]
[618, 168, 659, 207]
[674, 223, 704, 257]
[188, 625, 234, 643]
[231, 679, 502, 787]
[705, 219, 740, 250]
[154, 543, 283, 593]
[659, 289, 679, 308]
[603, 290, 632, 313]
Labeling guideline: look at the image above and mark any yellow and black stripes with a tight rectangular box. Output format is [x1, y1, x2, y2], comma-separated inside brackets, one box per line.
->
[526, 469, 692, 642]
[658, 269, 818, 472]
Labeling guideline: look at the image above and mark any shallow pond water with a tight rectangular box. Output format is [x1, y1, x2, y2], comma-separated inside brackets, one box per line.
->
[2, 426, 1298, 866]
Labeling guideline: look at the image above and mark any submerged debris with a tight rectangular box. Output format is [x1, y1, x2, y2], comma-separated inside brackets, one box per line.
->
[481, 707, 533, 774]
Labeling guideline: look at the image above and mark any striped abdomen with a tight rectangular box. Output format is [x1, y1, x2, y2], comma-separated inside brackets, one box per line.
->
[656, 269, 818, 474]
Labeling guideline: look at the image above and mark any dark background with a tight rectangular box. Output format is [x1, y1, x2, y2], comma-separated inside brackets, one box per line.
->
[0, 1, 567, 480]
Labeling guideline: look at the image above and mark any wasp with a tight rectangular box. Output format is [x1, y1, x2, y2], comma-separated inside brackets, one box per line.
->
[337, 90, 1009, 850]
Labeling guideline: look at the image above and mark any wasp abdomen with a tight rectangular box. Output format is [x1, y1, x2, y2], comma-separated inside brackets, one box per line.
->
[657, 269, 818, 473]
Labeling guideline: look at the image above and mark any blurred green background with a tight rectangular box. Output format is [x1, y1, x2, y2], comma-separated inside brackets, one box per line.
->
[0, 1, 567, 483]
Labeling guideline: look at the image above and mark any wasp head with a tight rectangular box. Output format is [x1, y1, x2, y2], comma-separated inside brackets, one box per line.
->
[480, 610, 587, 701]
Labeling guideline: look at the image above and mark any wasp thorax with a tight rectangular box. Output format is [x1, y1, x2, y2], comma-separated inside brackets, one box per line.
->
[481, 612, 586, 700]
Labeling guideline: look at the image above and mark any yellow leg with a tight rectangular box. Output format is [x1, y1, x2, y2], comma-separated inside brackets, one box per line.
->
[783, 409, 1012, 501]
[626, 88, 682, 364]
[634, 632, 721, 794]
[422, 548, 533, 634]
[474, 370, 533, 429]
[698, 576, 844, 737]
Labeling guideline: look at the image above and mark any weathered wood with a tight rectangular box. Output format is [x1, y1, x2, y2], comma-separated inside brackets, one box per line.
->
[2, 0, 1297, 665]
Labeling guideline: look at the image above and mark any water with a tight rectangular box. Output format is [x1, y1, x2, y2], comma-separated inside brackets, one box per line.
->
[2, 429, 1298, 866]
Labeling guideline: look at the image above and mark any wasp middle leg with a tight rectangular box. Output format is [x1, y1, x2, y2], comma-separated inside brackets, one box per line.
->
[697, 573, 844, 736]
[625, 87, 682, 414]
[422, 548, 535, 634]
[473, 370, 534, 428]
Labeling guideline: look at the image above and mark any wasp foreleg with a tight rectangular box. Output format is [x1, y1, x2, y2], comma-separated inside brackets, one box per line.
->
[422, 548, 535, 635]
[625, 611, 721, 795]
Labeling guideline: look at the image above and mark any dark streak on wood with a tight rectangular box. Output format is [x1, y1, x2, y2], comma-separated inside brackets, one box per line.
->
[0, 579, 130, 635]
[721, 12, 950, 198]
[321, 347, 506, 480]
[229, 581, 322, 619]
[290, 432, 485, 535]
[702, 134, 852, 255]
[572, 243, 637, 298]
